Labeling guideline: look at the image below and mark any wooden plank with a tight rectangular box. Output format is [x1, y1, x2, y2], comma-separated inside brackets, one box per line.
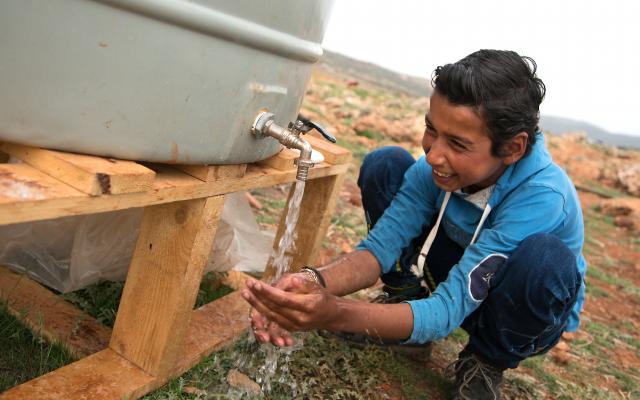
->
[174, 163, 247, 182]
[257, 148, 299, 171]
[173, 291, 250, 376]
[109, 195, 225, 378]
[0, 142, 156, 195]
[222, 269, 253, 291]
[0, 266, 111, 358]
[0, 349, 157, 400]
[1, 292, 251, 400]
[0, 161, 348, 225]
[306, 134, 352, 165]
[0, 163, 85, 204]
[265, 172, 346, 279]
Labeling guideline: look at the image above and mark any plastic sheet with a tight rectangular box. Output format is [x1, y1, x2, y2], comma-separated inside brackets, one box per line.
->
[0, 192, 274, 293]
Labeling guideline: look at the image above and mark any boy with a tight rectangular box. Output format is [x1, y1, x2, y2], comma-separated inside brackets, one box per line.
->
[242, 49, 586, 400]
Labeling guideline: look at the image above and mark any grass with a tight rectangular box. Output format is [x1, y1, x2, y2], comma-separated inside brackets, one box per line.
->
[0, 271, 233, 392]
[356, 128, 385, 141]
[0, 302, 76, 392]
[143, 331, 449, 400]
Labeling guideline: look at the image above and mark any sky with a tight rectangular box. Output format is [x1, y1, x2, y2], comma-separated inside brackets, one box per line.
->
[322, 0, 640, 136]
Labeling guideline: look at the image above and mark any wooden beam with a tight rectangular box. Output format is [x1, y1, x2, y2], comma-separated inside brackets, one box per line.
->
[0, 143, 156, 196]
[174, 163, 247, 182]
[305, 134, 352, 165]
[0, 163, 85, 204]
[0, 266, 111, 358]
[173, 290, 250, 375]
[0, 290, 251, 400]
[222, 269, 253, 291]
[0, 349, 157, 400]
[264, 172, 346, 279]
[257, 148, 299, 171]
[0, 162, 348, 225]
[109, 195, 225, 378]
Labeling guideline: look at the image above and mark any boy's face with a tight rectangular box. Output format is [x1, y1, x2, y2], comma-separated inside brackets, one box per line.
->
[422, 92, 511, 194]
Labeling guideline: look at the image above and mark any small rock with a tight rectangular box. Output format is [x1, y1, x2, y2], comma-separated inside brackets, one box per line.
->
[227, 369, 261, 395]
[182, 386, 207, 396]
[554, 341, 569, 351]
[551, 350, 571, 365]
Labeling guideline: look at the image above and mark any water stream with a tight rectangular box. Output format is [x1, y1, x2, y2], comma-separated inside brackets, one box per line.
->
[227, 180, 307, 398]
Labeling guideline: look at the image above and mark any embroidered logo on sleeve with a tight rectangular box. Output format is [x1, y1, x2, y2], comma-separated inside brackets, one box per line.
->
[468, 254, 507, 302]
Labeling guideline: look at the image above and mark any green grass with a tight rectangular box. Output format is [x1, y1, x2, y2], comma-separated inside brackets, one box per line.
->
[582, 180, 629, 198]
[0, 302, 76, 392]
[355, 129, 385, 142]
[144, 332, 449, 400]
[61, 280, 124, 327]
[335, 139, 369, 164]
[1, 272, 233, 393]
[352, 87, 369, 100]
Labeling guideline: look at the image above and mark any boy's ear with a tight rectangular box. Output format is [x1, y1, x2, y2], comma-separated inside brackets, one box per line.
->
[500, 132, 528, 165]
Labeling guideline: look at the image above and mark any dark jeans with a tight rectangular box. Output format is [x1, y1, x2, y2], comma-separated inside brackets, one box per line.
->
[358, 146, 582, 368]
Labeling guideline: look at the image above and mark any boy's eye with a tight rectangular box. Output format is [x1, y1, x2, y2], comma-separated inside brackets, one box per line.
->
[450, 139, 467, 151]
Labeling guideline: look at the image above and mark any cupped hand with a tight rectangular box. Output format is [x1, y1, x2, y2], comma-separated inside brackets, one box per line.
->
[246, 272, 321, 347]
[249, 307, 295, 347]
[242, 274, 338, 335]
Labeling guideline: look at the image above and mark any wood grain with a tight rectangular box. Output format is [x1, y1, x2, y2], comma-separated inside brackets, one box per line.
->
[0, 143, 156, 195]
[0, 162, 348, 225]
[0, 266, 111, 358]
[109, 196, 225, 378]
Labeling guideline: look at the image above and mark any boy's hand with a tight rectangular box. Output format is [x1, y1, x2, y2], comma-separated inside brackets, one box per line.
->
[242, 275, 338, 334]
[246, 272, 324, 347]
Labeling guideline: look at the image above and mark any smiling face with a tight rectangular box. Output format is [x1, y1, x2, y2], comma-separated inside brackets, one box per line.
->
[422, 92, 513, 194]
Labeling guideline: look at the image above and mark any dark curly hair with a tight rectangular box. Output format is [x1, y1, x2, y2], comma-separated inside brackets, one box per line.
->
[431, 49, 546, 157]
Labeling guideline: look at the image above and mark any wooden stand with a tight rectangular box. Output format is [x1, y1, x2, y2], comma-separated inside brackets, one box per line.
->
[0, 135, 351, 399]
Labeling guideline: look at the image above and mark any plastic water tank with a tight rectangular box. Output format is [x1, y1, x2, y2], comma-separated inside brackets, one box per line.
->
[0, 0, 334, 164]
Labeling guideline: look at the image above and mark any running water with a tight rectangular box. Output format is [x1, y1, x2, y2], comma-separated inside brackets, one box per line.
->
[271, 180, 306, 281]
[227, 181, 307, 398]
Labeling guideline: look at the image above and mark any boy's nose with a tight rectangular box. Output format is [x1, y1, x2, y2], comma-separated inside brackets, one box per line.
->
[426, 141, 445, 167]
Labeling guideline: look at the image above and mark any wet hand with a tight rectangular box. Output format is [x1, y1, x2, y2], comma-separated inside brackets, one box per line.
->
[246, 273, 312, 347]
[249, 307, 295, 347]
[242, 275, 337, 334]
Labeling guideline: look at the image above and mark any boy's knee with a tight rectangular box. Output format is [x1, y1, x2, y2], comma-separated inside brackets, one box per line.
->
[503, 233, 580, 308]
[359, 146, 414, 185]
[358, 146, 415, 200]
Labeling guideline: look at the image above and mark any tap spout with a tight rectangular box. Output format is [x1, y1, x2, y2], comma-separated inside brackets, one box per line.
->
[252, 112, 314, 181]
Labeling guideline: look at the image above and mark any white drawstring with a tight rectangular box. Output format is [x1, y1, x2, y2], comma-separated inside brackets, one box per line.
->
[470, 204, 492, 245]
[411, 192, 451, 281]
[411, 192, 492, 285]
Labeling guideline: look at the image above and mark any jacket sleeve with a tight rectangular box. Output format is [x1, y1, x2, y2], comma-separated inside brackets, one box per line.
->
[356, 157, 439, 273]
[406, 184, 567, 343]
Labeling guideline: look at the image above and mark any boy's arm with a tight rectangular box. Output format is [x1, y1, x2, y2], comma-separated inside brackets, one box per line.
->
[317, 250, 381, 296]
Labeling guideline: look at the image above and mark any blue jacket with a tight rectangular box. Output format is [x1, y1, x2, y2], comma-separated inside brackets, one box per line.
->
[357, 135, 586, 343]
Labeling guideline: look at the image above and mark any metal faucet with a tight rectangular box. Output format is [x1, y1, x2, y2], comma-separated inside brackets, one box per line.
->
[252, 112, 335, 181]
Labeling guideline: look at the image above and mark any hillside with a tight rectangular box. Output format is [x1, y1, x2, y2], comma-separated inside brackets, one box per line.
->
[321, 50, 640, 149]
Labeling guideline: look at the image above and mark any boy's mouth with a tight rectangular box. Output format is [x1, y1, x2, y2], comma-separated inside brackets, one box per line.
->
[433, 169, 453, 178]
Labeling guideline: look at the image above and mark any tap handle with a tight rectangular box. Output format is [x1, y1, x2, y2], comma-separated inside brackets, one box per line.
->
[296, 114, 337, 143]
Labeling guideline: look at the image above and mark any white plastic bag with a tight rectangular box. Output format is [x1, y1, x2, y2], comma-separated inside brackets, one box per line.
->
[0, 192, 274, 292]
